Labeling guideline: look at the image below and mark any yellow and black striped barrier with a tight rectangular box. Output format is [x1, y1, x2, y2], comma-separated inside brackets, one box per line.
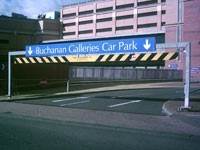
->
[14, 52, 178, 64]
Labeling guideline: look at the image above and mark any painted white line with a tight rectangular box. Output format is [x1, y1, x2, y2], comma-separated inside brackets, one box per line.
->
[52, 97, 88, 103]
[108, 100, 142, 108]
[118, 93, 150, 98]
[176, 91, 183, 93]
[60, 100, 90, 107]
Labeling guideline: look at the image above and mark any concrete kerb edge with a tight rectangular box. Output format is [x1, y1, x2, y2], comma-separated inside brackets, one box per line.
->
[1, 86, 178, 102]
[0, 81, 185, 102]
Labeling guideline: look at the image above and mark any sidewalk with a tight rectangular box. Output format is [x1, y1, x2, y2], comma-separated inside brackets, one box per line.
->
[0, 81, 185, 101]
[0, 81, 200, 117]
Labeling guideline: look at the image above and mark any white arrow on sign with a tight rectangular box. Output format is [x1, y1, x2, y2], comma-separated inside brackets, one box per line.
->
[143, 39, 151, 50]
[28, 47, 33, 55]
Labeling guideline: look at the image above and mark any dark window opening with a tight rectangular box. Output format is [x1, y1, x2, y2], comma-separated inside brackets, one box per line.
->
[161, 0, 166, 2]
[63, 32, 76, 36]
[97, 17, 112, 23]
[0, 39, 9, 44]
[116, 25, 133, 31]
[79, 20, 93, 25]
[161, 22, 166, 26]
[138, 11, 157, 17]
[161, 10, 166, 14]
[63, 13, 76, 18]
[96, 28, 112, 33]
[116, 14, 134, 20]
[79, 30, 93, 34]
[137, 23, 157, 28]
[63, 22, 76, 27]
[96, 7, 113, 13]
[138, 0, 158, 6]
[79, 10, 93, 16]
[116, 3, 134, 9]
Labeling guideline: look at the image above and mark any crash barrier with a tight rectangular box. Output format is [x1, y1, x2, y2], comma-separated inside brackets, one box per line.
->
[70, 67, 183, 82]
[14, 52, 178, 64]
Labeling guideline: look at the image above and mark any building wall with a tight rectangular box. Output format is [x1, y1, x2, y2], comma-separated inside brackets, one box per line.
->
[0, 16, 62, 56]
[0, 16, 62, 93]
[183, 0, 200, 81]
[61, 0, 166, 39]
[61, 0, 200, 80]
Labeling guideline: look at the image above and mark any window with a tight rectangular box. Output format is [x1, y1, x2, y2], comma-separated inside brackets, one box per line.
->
[79, 20, 93, 25]
[138, 11, 157, 17]
[78, 30, 93, 34]
[161, 10, 166, 14]
[116, 25, 133, 31]
[96, 17, 112, 23]
[161, 22, 166, 26]
[0, 39, 9, 44]
[138, 0, 158, 6]
[96, 28, 112, 33]
[116, 3, 134, 10]
[116, 14, 134, 20]
[63, 32, 76, 36]
[79, 10, 93, 16]
[161, 0, 166, 2]
[63, 13, 76, 18]
[96, 7, 113, 13]
[63, 22, 76, 27]
[137, 23, 157, 28]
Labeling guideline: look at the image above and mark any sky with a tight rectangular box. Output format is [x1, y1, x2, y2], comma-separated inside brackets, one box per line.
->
[0, 0, 87, 18]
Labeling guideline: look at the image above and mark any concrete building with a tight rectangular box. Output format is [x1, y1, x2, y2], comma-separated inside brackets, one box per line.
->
[0, 13, 62, 55]
[1, 0, 199, 94]
[61, 0, 200, 79]
[0, 14, 62, 57]
[0, 13, 62, 93]
[38, 11, 60, 19]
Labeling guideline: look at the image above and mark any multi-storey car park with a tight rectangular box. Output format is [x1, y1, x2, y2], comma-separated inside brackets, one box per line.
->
[0, 0, 199, 93]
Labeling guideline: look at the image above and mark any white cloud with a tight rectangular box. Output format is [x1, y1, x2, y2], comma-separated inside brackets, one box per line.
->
[0, 0, 86, 18]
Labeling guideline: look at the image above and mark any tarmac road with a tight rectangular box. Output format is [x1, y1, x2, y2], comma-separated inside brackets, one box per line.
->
[15, 87, 185, 116]
[0, 82, 200, 149]
[0, 113, 200, 150]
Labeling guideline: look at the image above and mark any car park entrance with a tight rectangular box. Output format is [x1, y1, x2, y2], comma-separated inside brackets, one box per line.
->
[7, 39, 191, 109]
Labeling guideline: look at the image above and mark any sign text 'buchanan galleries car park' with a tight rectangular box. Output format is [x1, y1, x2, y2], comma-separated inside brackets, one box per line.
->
[25, 37, 155, 57]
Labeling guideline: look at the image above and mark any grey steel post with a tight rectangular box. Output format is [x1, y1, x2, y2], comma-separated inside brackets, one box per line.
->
[156, 42, 191, 109]
[8, 52, 11, 97]
[8, 51, 25, 98]
[184, 42, 191, 108]
[66, 80, 69, 93]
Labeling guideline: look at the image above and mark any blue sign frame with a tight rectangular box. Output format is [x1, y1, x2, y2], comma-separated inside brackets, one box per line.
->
[26, 37, 155, 57]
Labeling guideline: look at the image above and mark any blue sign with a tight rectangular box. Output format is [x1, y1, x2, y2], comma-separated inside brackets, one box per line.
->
[26, 37, 155, 57]
[168, 64, 178, 69]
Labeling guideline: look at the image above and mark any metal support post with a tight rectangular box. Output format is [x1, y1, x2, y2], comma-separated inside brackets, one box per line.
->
[183, 42, 191, 108]
[156, 42, 191, 110]
[66, 80, 69, 93]
[8, 51, 25, 98]
[8, 52, 11, 97]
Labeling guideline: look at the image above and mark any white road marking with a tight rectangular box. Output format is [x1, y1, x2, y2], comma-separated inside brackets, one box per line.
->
[118, 93, 150, 98]
[108, 100, 142, 108]
[52, 97, 88, 103]
[176, 91, 183, 93]
[60, 100, 90, 107]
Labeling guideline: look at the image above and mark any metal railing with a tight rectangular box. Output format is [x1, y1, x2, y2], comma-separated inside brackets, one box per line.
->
[70, 67, 183, 82]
